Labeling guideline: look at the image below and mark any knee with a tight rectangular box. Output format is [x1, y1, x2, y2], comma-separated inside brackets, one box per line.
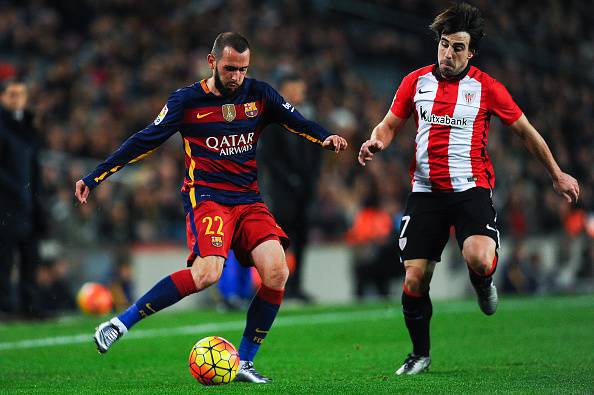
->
[262, 260, 289, 289]
[191, 268, 221, 290]
[404, 267, 430, 294]
[462, 236, 497, 275]
[463, 243, 495, 275]
[190, 257, 223, 290]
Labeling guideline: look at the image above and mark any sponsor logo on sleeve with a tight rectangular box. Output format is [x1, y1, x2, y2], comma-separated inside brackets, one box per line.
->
[154, 104, 168, 125]
[282, 101, 295, 113]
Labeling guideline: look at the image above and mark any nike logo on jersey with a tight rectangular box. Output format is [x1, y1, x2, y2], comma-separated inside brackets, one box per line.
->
[196, 112, 213, 119]
[255, 328, 269, 334]
[417, 89, 432, 94]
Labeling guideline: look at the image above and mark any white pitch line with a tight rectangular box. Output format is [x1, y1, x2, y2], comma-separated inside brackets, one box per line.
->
[0, 309, 395, 351]
[0, 295, 591, 352]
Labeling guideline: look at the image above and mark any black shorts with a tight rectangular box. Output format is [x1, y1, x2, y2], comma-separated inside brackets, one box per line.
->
[398, 187, 500, 262]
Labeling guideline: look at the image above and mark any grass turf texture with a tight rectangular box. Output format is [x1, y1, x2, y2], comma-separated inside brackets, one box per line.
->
[0, 294, 592, 394]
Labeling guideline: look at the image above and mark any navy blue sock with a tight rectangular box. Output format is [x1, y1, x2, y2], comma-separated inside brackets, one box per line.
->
[118, 269, 196, 330]
[239, 285, 284, 362]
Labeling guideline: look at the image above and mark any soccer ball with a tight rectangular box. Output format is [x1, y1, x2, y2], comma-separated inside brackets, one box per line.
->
[188, 336, 240, 385]
[76, 282, 113, 315]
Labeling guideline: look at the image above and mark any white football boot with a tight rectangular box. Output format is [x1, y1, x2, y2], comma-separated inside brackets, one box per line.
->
[93, 318, 127, 353]
[235, 360, 271, 383]
[395, 353, 431, 375]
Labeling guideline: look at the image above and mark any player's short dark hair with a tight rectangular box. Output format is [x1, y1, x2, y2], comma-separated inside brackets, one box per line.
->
[211, 32, 250, 58]
[429, 2, 485, 52]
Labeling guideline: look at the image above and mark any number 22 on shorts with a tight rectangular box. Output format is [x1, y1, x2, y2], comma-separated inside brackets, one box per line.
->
[202, 216, 224, 247]
[202, 216, 224, 235]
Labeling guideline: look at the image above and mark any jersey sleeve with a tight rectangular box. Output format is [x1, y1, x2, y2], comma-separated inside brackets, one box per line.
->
[82, 90, 183, 189]
[390, 72, 416, 119]
[487, 79, 523, 125]
[261, 82, 331, 146]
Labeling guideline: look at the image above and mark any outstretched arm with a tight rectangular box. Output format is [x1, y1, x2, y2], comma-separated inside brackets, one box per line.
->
[510, 114, 580, 203]
[74, 127, 175, 204]
[75, 91, 183, 203]
[358, 111, 407, 166]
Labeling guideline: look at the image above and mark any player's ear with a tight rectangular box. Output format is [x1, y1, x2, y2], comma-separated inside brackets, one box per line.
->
[207, 54, 216, 70]
[468, 49, 475, 60]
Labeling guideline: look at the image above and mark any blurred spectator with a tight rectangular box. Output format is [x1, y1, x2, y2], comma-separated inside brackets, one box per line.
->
[346, 186, 403, 299]
[259, 74, 322, 301]
[501, 243, 541, 295]
[35, 257, 75, 315]
[576, 242, 594, 287]
[109, 252, 133, 311]
[0, 78, 46, 317]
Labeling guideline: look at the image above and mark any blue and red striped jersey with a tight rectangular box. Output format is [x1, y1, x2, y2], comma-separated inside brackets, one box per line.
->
[82, 78, 332, 206]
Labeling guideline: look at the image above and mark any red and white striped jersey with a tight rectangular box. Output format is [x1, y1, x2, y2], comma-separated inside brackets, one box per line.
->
[390, 64, 522, 192]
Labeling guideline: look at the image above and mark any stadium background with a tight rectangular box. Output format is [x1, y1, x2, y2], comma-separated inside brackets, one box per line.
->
[1, 0, 592, 311]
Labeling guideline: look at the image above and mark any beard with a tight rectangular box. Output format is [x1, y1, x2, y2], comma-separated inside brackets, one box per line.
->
[214, 68, 240, 98]
[439, 62, 456, 77]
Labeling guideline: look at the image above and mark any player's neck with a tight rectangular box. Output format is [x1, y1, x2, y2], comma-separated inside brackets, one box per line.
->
[205, 77, 222, 96]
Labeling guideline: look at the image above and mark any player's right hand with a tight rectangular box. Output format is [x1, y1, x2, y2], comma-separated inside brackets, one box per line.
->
[552, 172, 580, 204]
[358, 139, 384, 166]
[75, 179, 90, 204]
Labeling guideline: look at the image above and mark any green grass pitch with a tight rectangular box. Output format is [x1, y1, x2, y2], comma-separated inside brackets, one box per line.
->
[0, 295, 592, 394]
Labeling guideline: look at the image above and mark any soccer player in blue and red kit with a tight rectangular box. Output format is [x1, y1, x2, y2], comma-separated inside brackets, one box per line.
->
[358, 3, 579, 375]
[75, 32, 348, 383]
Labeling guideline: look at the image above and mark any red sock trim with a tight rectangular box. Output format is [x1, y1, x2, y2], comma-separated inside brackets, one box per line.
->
[257, 284, 284, 305]
[485, 254, 498, 277]
[403, 282, 424, 298]
[170, 269, 197, 297]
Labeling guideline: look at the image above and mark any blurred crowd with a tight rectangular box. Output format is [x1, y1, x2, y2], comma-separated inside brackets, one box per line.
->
[0, 0, 592, 309]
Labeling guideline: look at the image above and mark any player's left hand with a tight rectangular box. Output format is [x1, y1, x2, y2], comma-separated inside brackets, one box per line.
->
[322, 135, 348, 153]
[552, 172, 580, 203]
[75, 179, 90, 204]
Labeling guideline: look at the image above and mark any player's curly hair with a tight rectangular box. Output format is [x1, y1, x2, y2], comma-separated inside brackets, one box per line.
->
[211, 32, 250, 58]
[430, 2, 485, 52]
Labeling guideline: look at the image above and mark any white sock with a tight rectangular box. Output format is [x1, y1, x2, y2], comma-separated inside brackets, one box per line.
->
[110, 317, 128, 334]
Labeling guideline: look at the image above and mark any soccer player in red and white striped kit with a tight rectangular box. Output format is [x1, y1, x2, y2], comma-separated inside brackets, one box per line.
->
[358, 3, 579, 375]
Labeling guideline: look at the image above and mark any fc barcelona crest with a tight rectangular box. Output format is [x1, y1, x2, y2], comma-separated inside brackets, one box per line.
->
[211, 236, 223, 247]
[222, 104, 236, 122]
[244, 102, 258, 118]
